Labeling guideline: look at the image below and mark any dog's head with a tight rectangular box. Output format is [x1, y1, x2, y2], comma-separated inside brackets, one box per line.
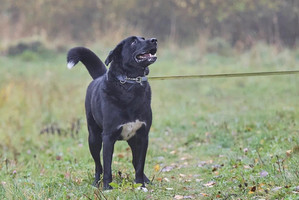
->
[105, 36, 157, 70]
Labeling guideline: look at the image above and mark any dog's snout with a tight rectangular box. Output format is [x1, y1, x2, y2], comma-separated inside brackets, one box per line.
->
[150, 38, 157, 44]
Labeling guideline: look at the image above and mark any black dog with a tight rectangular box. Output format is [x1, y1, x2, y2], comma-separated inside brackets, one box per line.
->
[67, 36, 157, 189]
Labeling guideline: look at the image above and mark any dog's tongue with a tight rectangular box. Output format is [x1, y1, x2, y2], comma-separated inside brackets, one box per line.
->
[137, 53, 151, 59]
[141, 53, 151, 58]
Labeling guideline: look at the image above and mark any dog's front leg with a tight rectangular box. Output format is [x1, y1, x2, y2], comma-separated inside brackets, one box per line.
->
[102, 135, 115, 190]
[128, 137, 150, 184]
[134, 134, 149, 187]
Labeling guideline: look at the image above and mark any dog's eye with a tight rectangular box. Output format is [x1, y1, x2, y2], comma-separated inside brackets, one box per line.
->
[131, 39, 138, 46]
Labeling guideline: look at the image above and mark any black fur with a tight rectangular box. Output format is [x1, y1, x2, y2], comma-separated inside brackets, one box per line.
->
[67, 47, 106, 79]
[67, 36, 157, 189]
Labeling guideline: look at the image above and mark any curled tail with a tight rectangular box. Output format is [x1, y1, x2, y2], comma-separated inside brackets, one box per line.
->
[67, 47, 107, 79]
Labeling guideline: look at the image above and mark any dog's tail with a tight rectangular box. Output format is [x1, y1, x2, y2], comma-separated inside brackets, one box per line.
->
[67, 47, 106, 79]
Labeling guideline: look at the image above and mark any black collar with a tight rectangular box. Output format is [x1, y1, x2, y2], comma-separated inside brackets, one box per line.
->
[116, 75, 148, 85]
[106, 67, 148, 86]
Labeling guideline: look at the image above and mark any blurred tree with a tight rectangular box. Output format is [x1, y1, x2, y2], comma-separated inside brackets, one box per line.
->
[0, 0, 298, 47]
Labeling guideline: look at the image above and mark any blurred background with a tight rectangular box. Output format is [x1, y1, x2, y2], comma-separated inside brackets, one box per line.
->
[0, 0, 298, 52]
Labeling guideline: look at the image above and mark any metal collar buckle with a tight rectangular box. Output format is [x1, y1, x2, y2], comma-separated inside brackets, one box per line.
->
[126, 76, 142, 83]
[119, 76, 146, 85]
[120, 78, 126, 84]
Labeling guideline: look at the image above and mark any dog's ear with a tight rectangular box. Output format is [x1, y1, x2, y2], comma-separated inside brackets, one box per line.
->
[105, 41, 124, 66]
[105, 50, 114, 66]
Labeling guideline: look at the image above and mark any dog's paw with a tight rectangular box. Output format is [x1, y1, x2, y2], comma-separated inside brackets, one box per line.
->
[92, 180, 100, 188]
[136, 186, 148, 192]
[103, 185, 113, 190]
[144, 174, 151, 184]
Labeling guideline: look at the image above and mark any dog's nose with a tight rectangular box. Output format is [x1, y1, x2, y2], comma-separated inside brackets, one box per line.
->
[150, 38, 157, 44]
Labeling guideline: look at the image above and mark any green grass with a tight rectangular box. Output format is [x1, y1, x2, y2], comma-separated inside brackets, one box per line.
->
[0, 44, 298, 199]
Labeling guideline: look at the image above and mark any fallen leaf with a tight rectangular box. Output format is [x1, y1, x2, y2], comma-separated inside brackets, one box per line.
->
[250, 186, 256, 192]
[179, 173, 186, 177]
[174, 195, 184, 199]
[156, 177, 162, 182]
[183, 195, 194, 199]
[163, 177, 170, 182]
[257, 183, 266, 192]
[165, 188, 173, 190]
[200, 193, 208, 196]
[211, 164, 221, 171]
[259, 183, 265, 187]
[162, 165, 175, 172]
[203, 181, 216, 187]
[154, 164, 160, 172]
[286, 150, 292, 156]
[198, 160, 213, 167]
[182, 187, 188, 191]
[212, 167, 217, 172]
[170, 150, 176, 155]
[75, 178, 82, 184]
[260, 170, 269, 177]
[117, 154, 124, 159]
[244, 165, 251, 169]
[272, 186, 282, 191]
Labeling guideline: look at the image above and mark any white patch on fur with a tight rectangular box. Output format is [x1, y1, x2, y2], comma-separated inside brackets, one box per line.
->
[136, 187, 148, 192]
[67, 61, 75, 69]
[118, 120, 146, 141]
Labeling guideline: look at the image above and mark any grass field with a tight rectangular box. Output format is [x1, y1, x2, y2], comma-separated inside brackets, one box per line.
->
[0, 44, 298, 199]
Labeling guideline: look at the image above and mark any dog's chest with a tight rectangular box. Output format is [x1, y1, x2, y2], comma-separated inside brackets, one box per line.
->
[118, 120, 146, 140]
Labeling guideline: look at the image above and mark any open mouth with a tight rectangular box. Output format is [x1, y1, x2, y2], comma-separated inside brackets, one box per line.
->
[135, 48, 157, 63]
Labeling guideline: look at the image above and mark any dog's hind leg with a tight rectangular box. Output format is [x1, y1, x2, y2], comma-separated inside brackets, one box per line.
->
[87, 117, 103, 187]
[127, 135, 150, 185]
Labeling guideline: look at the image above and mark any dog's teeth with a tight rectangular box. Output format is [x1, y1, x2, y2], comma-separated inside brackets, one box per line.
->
[67, 61, 75, 69]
